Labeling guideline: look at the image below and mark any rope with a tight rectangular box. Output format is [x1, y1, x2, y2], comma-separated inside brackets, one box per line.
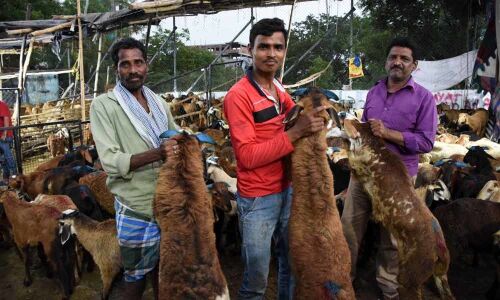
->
[284, 59, 333, 89]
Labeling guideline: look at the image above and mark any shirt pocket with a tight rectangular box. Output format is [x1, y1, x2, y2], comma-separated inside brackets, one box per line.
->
[391, 107, 417, 130]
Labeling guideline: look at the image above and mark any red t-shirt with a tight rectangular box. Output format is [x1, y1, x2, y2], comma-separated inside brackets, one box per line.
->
[223, 70, 295, 197]
[0, 101, 13, 138]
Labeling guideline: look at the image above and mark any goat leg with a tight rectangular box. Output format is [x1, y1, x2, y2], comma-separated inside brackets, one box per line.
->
[37, 243, 53, 278]
[22, 246, 32, 286]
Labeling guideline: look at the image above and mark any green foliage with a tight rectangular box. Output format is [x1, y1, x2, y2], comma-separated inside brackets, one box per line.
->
[358, 0, 485, 60]
[284, 14, 390, 89]
[0, 0, 62, 21]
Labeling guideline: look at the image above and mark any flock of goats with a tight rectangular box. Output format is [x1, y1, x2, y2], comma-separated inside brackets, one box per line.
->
[0, 88, 499, 300]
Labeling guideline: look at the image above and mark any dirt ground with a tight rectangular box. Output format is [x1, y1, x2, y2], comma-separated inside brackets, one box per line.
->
[0, 238, 498, 300]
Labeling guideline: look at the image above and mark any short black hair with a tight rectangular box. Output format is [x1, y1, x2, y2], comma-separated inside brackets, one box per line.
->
[249, 18, 288, 47]
[386, 37, 418, 61]
[110, 37, 147, 66]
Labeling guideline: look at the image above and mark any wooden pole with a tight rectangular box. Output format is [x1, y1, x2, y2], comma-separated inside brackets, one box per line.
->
[280, 0, 296, 81]
[145, 17, 153, 54]
[77, 0, 86, 121]
[106, 66, 110, 89]
[0, 54, 3, 101]
[21, 38, 35, 88]
[30, 22, 72, 37]
[173, 17, 177, 94]
[93, 33, 103, 98]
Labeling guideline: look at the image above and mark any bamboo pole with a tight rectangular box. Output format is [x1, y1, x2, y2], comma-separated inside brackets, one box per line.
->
[52, 15, 76, 20]
[280, 0, 296, 81]
[30, 21, 72, 37]
[0, 54, 2, 101]
[77, 0, 86, 121]
[130, 0, 183, 10]
[21, 37, 35, 87]
[6, 28, 33, 35]
[93, 33, 103, 98]
[105, 66, 110, 89]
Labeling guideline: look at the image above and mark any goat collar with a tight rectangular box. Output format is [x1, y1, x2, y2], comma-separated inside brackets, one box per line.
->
[159, 130, 216, 145]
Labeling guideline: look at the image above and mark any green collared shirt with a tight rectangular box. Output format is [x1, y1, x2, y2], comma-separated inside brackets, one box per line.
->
[90, 90, 178, 217]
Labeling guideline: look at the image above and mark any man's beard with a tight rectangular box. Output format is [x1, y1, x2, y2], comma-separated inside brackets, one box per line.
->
[120, 75, 145, 92]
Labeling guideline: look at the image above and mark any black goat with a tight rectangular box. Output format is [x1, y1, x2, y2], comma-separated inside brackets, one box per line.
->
[453, 147, 497, 199]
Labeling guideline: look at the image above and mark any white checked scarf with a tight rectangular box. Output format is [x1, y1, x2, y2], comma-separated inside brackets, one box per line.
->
[113, 82, 168, 148]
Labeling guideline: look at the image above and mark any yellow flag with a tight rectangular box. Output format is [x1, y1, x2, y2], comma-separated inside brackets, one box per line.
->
[348, 55, 364, 79]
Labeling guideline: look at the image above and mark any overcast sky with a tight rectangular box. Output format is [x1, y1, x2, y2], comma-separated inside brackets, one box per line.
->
[155, 0, 357, 46]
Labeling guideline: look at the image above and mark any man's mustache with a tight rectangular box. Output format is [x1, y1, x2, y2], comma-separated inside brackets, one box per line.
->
[390, 66, 403, 71]
[126, 74, 143, 80]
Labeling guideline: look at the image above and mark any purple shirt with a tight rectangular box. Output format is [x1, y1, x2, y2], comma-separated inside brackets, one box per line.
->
[362, 77, 437, 176]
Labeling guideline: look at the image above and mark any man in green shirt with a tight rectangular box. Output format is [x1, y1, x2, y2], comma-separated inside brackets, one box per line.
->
[90, 37, 179, 299]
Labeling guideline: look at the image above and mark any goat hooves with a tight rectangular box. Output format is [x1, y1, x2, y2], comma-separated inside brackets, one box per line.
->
[23, 278, 32, 287]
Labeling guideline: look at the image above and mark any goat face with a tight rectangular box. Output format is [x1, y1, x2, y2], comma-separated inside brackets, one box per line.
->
[464, 146, 494, 169]
[209, 182, 235, 213]
[283, 88, 341, 132]
[457, 113, 468, 125]
[217, 147, 236, 178]
[343, 119, 389, 177]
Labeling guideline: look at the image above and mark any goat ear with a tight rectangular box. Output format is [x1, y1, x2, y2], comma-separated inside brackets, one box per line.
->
[326, 107, 342, 129]
[283, 105, 303, 131]
[59, 223, 72, 245]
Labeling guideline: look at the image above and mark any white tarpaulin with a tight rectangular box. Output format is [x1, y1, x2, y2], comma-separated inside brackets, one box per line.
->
[412, 50, 477, 92]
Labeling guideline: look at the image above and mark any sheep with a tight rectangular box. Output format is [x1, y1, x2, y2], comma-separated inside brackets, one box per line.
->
[283, 89, 355, 299]
[59, 210, 121, 300]
[79, 171, 115, 215]
[1, 191, 73, 298]
[154, 132, 228, 299]
[343, 118, 454, 300]
[477, 180, 500, 202]
[457, 109, 488, 137]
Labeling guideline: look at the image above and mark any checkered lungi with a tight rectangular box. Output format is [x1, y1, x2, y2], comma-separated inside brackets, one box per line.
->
[114, 198, 160, 282]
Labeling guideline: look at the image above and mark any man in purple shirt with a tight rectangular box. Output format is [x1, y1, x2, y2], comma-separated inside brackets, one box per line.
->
[341, 37, 437, 299]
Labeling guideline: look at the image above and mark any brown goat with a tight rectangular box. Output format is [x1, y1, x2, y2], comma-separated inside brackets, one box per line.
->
[344, 118, 454, 300]
[10, 171, 47, 200]
[215, 145, 237, 178]
[47, 134, 66, 158]
[457, 109, 489, 137]
[1, 191, 73, 298]
[32, 194, 77, 211]
[60, 210, 121, 300]
[79, 171, 115, 215]
[284, 90, 355, 299]
[35, 155, 65, 172]
[154, 133, 228, 299]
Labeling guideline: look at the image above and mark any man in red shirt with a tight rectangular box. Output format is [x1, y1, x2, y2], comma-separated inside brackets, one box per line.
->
[0, 100, 16, 182]
[224, 18, 324, 299]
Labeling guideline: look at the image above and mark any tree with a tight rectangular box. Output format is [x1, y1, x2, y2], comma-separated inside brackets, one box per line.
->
[0, 0, 62, 21]
[284, 13, 391, 89]
[358, 0, 486, 60]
